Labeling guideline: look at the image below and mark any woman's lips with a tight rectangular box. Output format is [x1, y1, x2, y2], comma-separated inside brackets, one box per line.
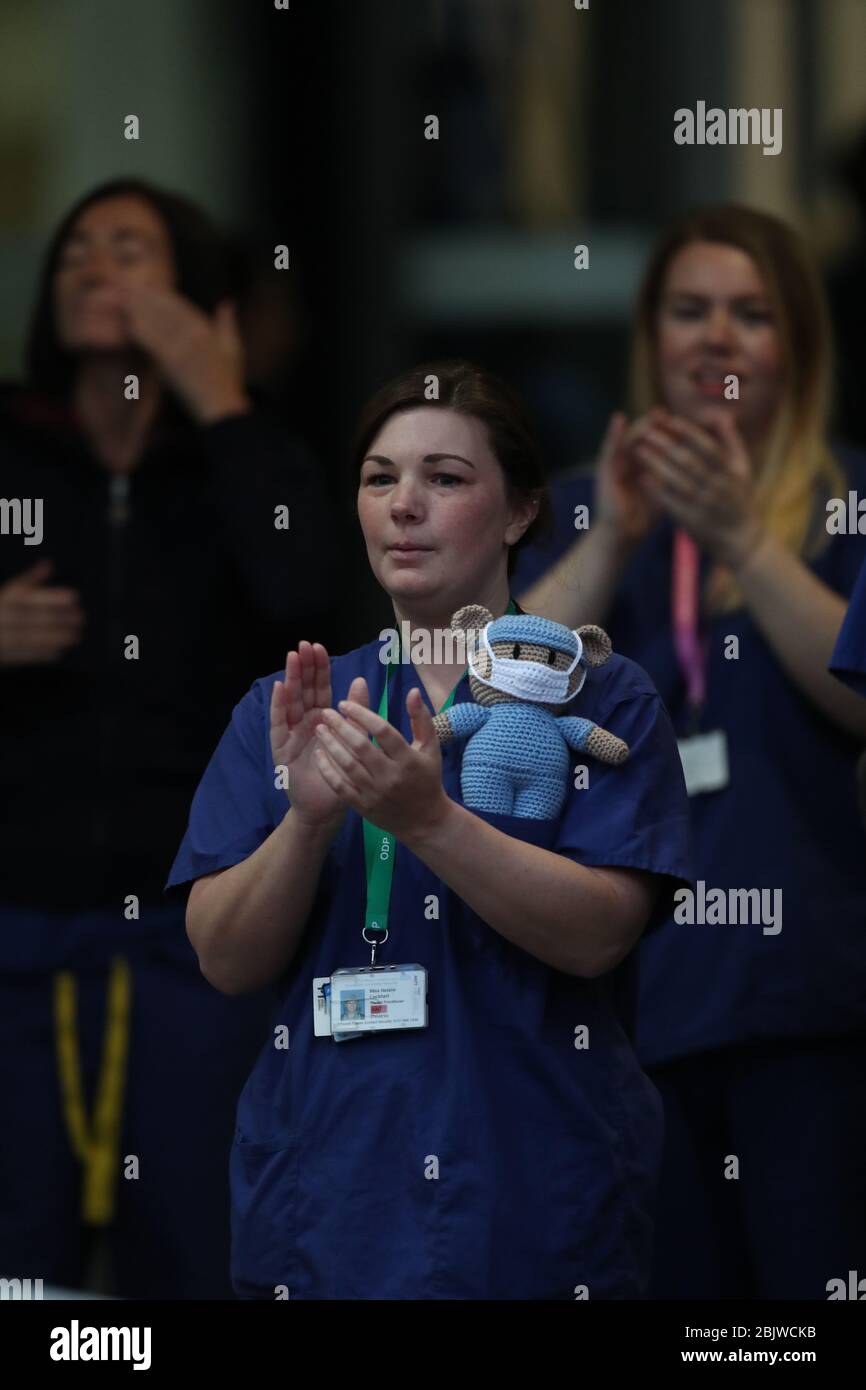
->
[388, 546, 432, 560]
[691, 370, 742, 399]
[74, 288, 124, 310]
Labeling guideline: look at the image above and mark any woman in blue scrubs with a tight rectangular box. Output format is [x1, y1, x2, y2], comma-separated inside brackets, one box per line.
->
[515, 206, 866, 1299]
[831, 558, 866, 698]
[167, 361, 691, 1299]
[831, 558, 866, 831]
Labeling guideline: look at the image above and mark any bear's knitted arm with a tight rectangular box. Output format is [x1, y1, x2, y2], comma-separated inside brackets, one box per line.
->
[432, 702, 490, 744]
[558, 716, 629, 766]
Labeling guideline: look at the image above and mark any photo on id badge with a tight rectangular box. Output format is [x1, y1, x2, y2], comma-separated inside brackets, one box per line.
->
[340, 991, 366, 1021]
[330, 966, 428, 1037]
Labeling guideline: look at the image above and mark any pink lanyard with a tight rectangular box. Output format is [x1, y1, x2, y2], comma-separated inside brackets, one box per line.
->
[671, 529, 708, 731]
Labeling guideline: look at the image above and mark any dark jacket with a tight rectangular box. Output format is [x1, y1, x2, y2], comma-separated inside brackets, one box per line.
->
[0, 385, 339, 920]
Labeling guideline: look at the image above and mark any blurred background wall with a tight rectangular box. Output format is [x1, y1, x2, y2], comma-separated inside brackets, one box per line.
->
[2, 0, 866, 637]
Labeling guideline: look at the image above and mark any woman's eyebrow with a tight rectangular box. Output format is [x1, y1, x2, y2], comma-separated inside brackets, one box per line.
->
[110, 228, 155, 244]
[62, 227, 154, 249]
[423, 452, 475, 468]
[666, 290, 768, 305]
[362, 452, 476, 469]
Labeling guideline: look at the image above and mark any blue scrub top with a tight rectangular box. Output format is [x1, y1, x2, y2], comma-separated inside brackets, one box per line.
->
[830, 555, 866, 696]
[515, 448, 866, 1069]
[166, 635, 691, 1299]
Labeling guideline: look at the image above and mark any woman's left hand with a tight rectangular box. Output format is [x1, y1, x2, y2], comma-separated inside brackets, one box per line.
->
[119, 285, 250, 424]
[312, 684, 451, 841]
[631, 407, 766, 569]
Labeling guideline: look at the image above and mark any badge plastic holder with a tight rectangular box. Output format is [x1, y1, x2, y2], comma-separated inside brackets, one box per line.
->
[313, 964, 428, 1041]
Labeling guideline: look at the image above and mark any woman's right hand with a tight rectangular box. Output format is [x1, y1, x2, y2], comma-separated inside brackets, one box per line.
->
[269, 640, 362, 830]
[0, 559, 86, 666]
[594, 410, 663, 544]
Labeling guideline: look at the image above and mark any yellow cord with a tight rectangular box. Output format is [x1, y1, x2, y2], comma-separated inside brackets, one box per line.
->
[53, 957, 132, 1225]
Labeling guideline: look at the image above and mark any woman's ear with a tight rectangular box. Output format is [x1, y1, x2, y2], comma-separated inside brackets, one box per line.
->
[505, 490, 541, 546]
[577, 624, 613, 667]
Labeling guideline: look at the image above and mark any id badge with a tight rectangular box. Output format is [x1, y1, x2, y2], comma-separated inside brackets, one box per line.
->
[677, 729, 730, 796]
[312, 965, 428, 1041]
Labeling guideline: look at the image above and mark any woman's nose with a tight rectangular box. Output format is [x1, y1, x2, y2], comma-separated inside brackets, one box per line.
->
[76, 249, 116, 288]
[700, 310, 737, 349]
[390, 484, 424, 519]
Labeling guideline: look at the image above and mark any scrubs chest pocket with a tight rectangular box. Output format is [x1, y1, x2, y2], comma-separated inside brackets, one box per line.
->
[230, 1129, 299, 1298]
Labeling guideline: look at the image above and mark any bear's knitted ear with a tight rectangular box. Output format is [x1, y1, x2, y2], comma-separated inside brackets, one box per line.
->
[451, 604, 493, 636]
[577, 624, 613, 667]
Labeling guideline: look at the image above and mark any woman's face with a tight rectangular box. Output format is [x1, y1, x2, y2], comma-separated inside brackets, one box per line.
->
[655, 240, 785, 444]
[53, 194, 176, 352]
[357, 407, 535, 615]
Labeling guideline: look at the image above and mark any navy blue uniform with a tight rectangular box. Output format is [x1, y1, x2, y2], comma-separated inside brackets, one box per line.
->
[0, 913, 270, 1297]
[167, 637, 691, 1299]
[831, 555, 866, 696]
[0, 390, 334, 1297]
[514, 450, 866, 1298]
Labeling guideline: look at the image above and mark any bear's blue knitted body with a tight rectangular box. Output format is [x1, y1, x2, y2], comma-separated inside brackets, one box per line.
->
[444, 702, 597, 818]
[432, 606, 629, 818]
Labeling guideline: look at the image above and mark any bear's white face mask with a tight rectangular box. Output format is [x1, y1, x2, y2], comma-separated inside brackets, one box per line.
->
[468, 624, 586, 704]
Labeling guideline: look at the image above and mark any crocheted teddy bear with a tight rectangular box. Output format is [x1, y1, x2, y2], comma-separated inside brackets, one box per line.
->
[432, 605, 628, 819]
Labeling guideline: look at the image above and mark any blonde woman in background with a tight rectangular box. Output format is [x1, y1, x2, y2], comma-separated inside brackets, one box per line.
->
[514, 205, 866, 1300]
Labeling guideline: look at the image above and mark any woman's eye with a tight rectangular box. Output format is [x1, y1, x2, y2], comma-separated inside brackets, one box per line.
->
[547, 649, 556, 665]
[431, 473, 463, 487]
[670, 305, 702, 320]
[512, 644, 520, 659]
[739, 308, 772, 324]
[365, 473, 394, 486]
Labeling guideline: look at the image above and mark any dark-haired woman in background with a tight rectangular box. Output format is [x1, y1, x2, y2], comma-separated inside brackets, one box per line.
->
[0, 179, 336, 1297]
[515, 205, 866, 1299]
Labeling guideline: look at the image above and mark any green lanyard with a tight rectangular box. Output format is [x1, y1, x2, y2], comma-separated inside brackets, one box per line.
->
[361, 598, 517, 964]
